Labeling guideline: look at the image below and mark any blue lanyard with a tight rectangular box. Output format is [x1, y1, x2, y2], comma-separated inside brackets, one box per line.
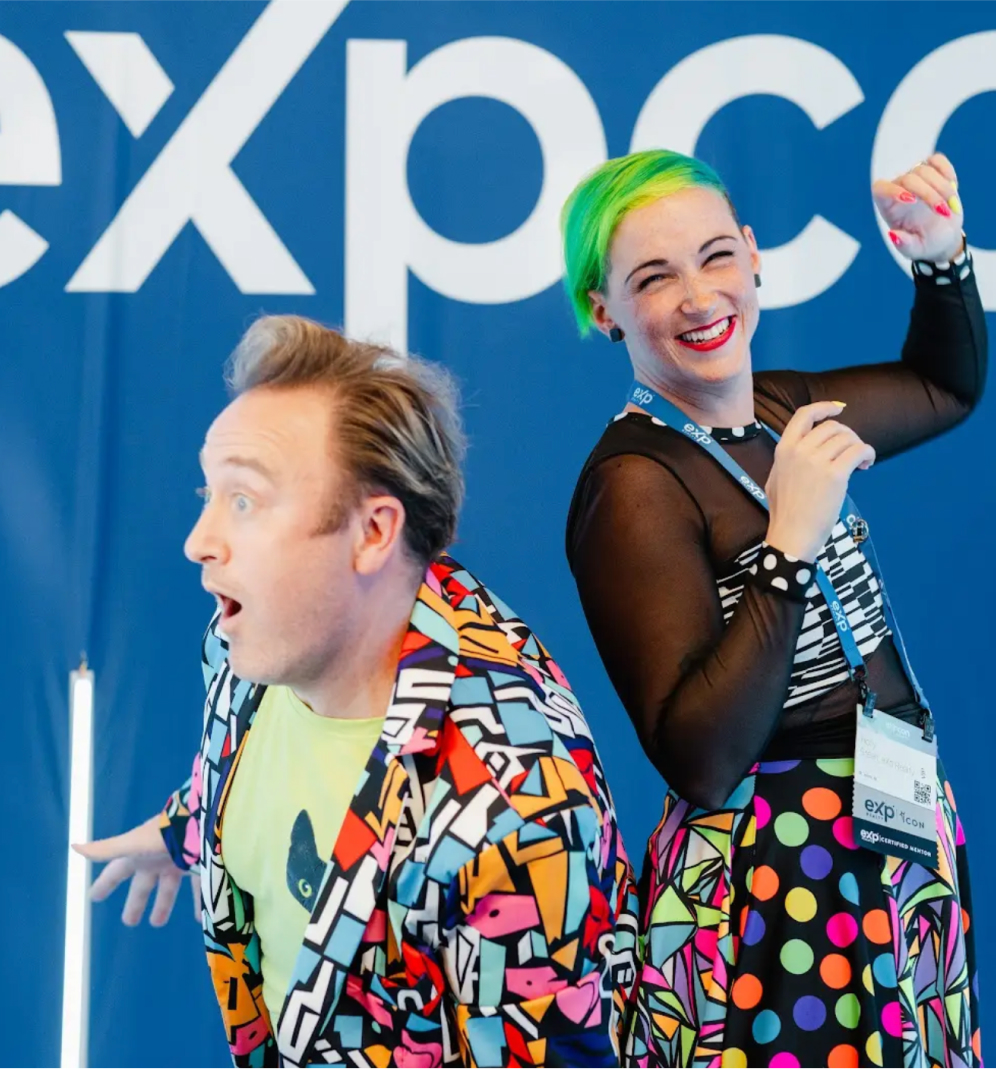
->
[627, 381, 931, 729]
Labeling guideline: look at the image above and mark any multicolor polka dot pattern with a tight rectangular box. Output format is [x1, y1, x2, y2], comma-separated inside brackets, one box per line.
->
[625, 758, 981, 1067]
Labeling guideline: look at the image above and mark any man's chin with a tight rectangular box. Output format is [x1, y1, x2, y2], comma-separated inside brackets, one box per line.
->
[226, 647, 273, 686]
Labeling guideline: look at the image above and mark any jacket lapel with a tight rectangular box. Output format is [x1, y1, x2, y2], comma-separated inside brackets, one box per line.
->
[200, 659, 266, 937]
[276, 565, 460, 1067]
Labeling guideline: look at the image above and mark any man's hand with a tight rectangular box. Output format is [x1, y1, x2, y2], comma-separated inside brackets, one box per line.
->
[73, 815, 197, 927]
[873, 152, 965, 264]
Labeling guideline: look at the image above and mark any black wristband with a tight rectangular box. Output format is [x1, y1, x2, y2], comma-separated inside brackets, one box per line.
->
[912, 244, 972, 286]
[748, 544, 815, 604]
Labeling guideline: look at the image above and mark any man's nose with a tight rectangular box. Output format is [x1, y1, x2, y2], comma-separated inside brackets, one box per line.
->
[184, 506, 227, 565]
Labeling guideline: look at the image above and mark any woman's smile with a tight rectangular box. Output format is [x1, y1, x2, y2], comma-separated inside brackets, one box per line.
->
[676, 315, 737, 352]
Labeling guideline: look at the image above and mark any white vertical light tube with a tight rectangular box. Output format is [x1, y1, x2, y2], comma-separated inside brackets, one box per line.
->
[61, 659, 95, 1069]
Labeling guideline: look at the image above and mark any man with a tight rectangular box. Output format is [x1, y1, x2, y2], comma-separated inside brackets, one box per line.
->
[78, 317, 638, 1068]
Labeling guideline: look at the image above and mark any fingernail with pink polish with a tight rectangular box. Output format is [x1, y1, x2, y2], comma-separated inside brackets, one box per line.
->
[898, 191, 917, 204]
[888, 231, 903, 247]
[935, 202, 952, 218]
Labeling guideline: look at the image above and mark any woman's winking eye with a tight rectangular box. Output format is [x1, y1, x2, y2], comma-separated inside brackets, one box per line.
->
[634, 247, 735, 291]
[635, 271, 673, 292]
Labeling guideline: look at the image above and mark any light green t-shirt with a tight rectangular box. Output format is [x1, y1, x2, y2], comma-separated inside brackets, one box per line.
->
[222, 685, 384, 1023]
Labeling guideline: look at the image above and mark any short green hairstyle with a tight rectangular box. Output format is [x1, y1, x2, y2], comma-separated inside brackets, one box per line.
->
[560, 149, 735, 335]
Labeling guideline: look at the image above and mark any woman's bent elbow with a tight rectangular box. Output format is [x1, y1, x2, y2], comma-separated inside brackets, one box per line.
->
[652, 756, 743, 811]
[685, 779, 741, 812]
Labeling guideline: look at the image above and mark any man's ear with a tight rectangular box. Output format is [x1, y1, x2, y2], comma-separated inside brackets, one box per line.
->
[353, 495, 407, 576]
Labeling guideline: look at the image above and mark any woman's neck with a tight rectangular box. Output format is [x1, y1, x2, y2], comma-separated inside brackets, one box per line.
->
[629, 368, 755, 428]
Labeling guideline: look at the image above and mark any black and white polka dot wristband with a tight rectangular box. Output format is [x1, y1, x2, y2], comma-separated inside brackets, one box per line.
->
[748, 544, 815, 604]
[912, 244, 972, 286]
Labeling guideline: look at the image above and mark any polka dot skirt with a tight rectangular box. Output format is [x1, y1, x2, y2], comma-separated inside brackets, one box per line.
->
[625, 759, 981, 1067]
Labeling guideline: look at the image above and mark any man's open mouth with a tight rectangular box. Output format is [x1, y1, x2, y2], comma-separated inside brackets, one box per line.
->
[218, 595, 243, 622]
[676, 315, 736, 352]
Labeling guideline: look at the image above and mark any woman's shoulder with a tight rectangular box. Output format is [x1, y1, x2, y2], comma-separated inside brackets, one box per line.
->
[581, 410, 688, 464]
[565, 414, 699, 563]
[571, 413, 697, 501]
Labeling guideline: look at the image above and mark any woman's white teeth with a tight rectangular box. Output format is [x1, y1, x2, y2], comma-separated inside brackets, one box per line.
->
[680, 317, 731, 343]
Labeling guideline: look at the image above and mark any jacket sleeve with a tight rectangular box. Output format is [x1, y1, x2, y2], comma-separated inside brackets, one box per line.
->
[444, 804, 639, 1068]
[158, 754, 202, 871]
[159, 611, 226, 870]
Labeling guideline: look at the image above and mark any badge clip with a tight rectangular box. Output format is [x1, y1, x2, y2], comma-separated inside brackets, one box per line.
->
[856, 668, 876, 718]
[847, 515, 870, 544]
[920, 709, 935, 743]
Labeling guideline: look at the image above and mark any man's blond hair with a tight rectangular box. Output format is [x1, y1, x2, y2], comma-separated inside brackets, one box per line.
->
[227, 316, 465, 566]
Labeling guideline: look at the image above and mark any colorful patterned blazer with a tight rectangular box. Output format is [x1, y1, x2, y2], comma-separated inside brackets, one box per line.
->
[161, 555, 639, 1067]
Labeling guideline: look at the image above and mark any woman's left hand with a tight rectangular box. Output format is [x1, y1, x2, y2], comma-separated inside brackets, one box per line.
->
[873, 152, 964, 263]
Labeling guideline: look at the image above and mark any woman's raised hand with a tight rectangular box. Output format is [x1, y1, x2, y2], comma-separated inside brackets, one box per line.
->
[764, 402, 876, 564]
[873, 152, 964, 264]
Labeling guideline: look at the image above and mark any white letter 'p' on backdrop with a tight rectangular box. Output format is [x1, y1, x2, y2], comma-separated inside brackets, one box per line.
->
[345, 36, 606, 352]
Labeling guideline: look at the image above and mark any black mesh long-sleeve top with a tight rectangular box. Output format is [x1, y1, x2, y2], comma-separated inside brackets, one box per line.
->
[566, 253, 987, 811]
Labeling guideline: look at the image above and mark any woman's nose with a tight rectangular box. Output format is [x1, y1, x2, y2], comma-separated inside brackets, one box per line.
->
[680, 275, 717, 316]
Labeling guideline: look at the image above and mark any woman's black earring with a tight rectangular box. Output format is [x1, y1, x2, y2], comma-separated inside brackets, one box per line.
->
[754, 273, 762, 289]
[609, 326, 624, 343]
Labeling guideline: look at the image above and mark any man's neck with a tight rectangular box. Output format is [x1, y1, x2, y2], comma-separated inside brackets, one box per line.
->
[293, 574, 419, 721]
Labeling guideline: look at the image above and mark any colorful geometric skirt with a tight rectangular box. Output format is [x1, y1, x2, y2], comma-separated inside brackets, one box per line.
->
[624, 758, 981, 1068]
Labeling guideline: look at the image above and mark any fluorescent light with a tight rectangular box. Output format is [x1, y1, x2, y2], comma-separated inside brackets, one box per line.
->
[61, 662, 94, 1069]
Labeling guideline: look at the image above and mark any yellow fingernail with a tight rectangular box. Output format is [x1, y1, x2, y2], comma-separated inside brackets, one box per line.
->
[951, 179, 959, 191]
[949, 194, 963, 214]
[832, 401, 847, 407]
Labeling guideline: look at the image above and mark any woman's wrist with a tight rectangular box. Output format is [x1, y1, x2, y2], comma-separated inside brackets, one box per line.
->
[749, 543, 817, 605]
[917, 233, 969, 271]
[763, 524, 819, 566]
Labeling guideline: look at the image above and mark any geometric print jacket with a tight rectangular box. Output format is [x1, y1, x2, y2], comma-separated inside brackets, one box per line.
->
[160, 554, 640, 1067]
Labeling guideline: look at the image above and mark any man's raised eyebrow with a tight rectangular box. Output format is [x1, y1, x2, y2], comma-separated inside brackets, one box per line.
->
[625, 235, 739, 285]
[198, 449, 276, 481]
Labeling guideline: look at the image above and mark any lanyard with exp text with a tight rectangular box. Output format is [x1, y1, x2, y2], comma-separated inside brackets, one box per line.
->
[626, 380, 932, 738]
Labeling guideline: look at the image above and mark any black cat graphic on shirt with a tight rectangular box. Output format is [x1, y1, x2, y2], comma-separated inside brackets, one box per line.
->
[286, 809, 325, 911]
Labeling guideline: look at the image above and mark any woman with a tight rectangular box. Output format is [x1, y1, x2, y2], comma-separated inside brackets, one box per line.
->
[562, 150, 984, 1069]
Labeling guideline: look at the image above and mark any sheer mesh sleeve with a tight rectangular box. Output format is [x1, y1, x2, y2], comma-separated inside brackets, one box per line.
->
[568, 454, 808, 809]
[756, 250, 987, 454]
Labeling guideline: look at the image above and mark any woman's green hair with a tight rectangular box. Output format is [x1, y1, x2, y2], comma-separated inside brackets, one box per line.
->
[560, 149, 733, 335]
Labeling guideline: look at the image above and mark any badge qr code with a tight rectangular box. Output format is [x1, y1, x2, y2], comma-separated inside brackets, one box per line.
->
[913, 780, 932, 806]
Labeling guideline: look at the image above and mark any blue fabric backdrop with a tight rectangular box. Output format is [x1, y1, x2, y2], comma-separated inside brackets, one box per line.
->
[0, 3, 993, 1064]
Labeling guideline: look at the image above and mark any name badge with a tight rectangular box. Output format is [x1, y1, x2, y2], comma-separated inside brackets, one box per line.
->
[852, 705, 938, 867]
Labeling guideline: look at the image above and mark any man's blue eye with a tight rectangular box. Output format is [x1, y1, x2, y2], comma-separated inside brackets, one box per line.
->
[234, 495, 250, 512]
[196, 487, 211, 506]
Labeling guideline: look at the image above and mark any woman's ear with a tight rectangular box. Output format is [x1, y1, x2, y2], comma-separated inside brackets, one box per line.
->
[741, 224, 762, 278]
[588, 291, 617, 339]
